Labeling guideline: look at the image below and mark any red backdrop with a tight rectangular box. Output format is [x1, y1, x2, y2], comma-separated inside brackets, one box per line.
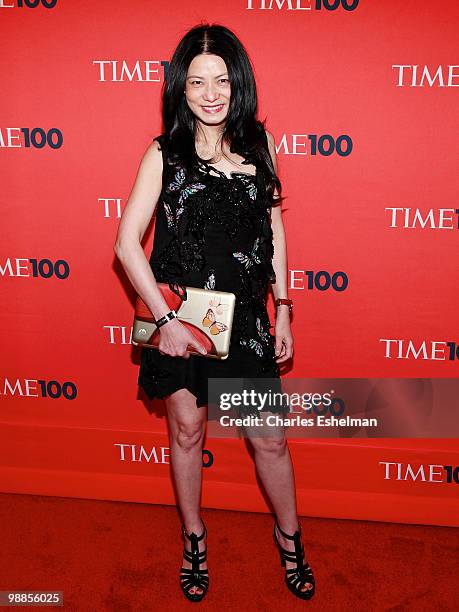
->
[1, 0, 458, 527]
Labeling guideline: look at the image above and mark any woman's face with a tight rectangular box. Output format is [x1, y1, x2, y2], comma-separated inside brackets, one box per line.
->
[185, 53, 231, 127]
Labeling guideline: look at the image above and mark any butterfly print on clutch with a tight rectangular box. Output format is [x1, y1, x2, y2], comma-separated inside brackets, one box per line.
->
[202, 308, 229, 336]
[208, 292, 231, 317]
[232, 238, 261, 270]
[203, 269, 233, 318]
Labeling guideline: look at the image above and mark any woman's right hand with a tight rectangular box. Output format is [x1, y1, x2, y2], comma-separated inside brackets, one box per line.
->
[157, 318, 207, 359]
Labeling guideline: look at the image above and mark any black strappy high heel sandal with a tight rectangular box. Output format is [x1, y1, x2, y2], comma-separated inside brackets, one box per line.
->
[179, 521, 209, 602]
[273, 520, 316, 600]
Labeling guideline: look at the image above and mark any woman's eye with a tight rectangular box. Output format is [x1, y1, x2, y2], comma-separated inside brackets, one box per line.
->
[189, 79, 229, 85]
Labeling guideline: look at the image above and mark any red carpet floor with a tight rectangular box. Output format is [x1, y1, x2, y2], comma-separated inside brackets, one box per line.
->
[1, 492, 458, 611]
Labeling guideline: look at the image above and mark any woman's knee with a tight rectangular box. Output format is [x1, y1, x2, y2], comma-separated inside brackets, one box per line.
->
[173, 419, 205, 451]
[166, 389, 206, 451]
[249, 434, 287, 456]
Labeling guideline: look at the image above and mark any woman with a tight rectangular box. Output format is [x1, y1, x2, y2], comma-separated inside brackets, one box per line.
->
[114, 23, 315, 602]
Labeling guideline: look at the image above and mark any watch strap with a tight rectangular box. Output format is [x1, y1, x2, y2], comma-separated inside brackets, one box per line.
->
[275, 298, 293, 313]
[155, 310, 177, 328]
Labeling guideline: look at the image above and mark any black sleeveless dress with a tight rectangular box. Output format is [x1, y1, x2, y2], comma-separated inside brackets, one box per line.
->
[137, 132, 287, 416]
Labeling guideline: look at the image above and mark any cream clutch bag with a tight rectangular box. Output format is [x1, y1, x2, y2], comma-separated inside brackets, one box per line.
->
[132, 282, 236, 360]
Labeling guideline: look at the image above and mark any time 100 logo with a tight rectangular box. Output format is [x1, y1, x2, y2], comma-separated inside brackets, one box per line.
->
[1, 0, 58, 8]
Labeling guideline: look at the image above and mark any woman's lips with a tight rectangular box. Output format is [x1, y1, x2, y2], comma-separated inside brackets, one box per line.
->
[202, 104, 224, 114]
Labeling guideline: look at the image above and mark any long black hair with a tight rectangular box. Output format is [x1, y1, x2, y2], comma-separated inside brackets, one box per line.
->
[158, 22, 283, 207]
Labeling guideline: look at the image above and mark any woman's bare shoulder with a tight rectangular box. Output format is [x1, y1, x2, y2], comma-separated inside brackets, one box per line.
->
[264, 128, 275, 149]
[145, 135, 163, 156]
[263, 128, 278, 172]
[138, 137, 164, 175]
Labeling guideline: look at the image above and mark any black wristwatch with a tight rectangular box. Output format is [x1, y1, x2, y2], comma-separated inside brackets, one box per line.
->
[155, 310, 178, 328]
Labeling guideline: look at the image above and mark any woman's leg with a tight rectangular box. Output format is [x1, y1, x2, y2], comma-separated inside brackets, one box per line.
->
[165, 388, 207, 596]
[245, 421, 313, 592]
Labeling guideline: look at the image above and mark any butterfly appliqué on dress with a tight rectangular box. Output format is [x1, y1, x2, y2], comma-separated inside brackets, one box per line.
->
[239, 317, 270, 357]
[164, 165, 207, 229]
[232, 238, 261, 270]
[166, 166, 206, 205]
[255, 317, 270, 344]
[238, 174, 258, 201]
[239, 336, 264, 357]
[163, 201, 177, 232]
[204, 268, 216, 290]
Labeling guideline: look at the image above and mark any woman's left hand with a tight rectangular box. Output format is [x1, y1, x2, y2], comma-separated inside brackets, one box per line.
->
[274, 310, 293, 363]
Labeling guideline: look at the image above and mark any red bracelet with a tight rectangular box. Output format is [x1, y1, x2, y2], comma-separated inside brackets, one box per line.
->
[274, 298, 293, 314]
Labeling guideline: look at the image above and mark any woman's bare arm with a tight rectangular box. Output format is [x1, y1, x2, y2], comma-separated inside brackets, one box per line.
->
[265, 130, 289, 303]
[113, 139, 206, 357]
[114, 139, 171, 321]
[265, 129, 293, 362]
